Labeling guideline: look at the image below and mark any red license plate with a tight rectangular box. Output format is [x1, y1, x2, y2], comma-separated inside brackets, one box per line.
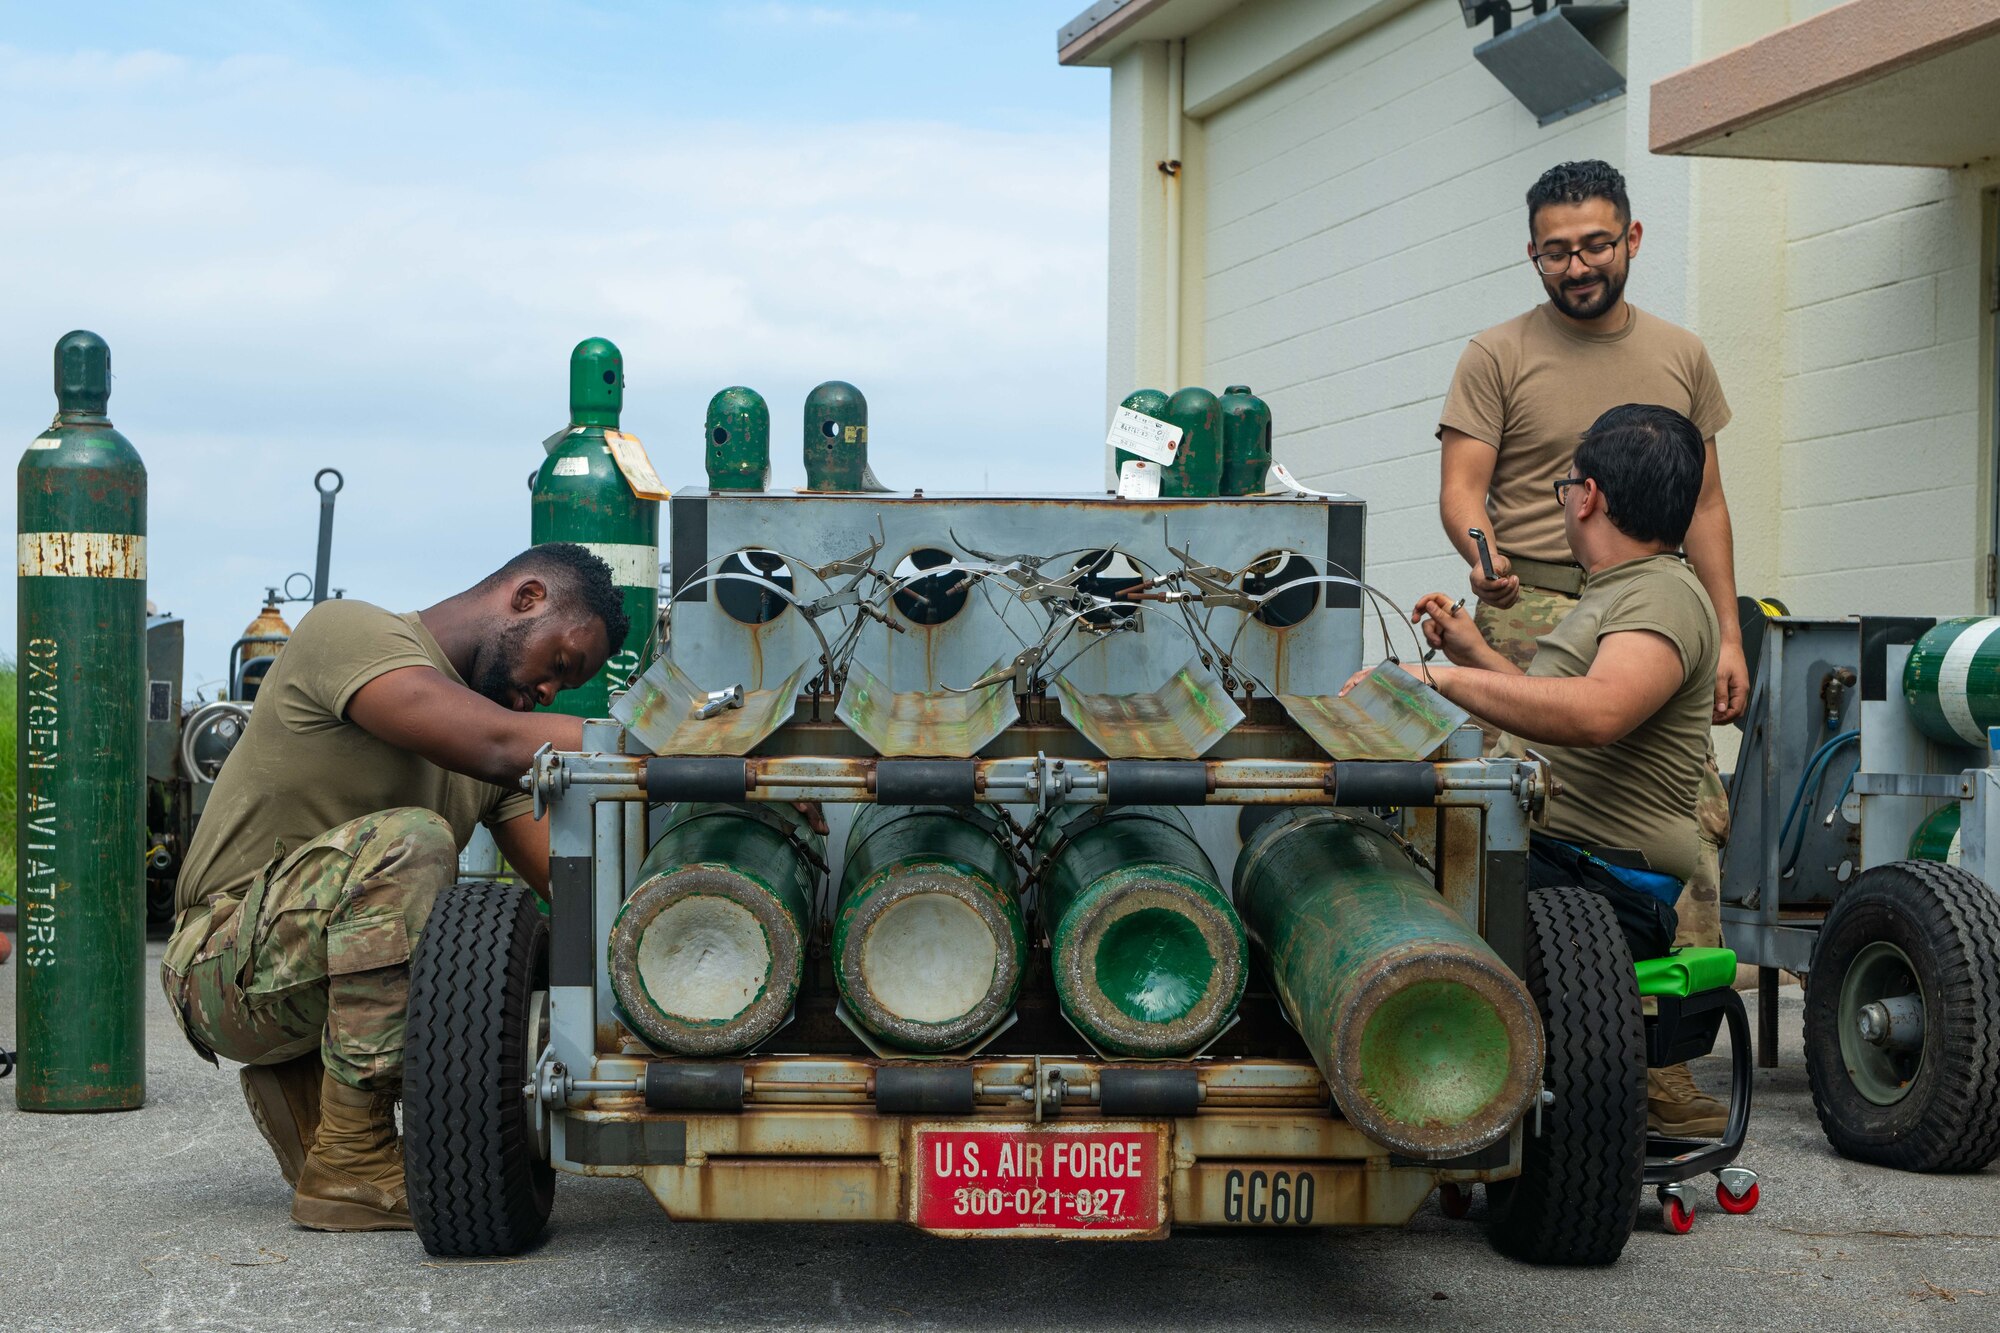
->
[910, 1123, 1168, 1237]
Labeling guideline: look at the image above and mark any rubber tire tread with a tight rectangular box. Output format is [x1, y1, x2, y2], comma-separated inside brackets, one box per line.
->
[1804, 859, 2000, 1172]
[1486, 886, 1645, 1266]
[404, 881, 555, 1256]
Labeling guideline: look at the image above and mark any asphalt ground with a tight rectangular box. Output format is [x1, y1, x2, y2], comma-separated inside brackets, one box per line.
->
[2, 946, 1994, 1332]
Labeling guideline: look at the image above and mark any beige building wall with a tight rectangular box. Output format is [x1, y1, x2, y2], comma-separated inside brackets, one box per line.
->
[1091, 0, 1998, 649]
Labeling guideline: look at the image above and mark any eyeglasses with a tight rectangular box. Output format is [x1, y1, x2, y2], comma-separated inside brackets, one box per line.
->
[1553, 476, 1587, 507]
[1531, 227, 1629, 275]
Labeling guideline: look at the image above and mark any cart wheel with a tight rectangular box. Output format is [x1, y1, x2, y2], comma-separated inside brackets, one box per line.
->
[1485, 887, 1645, 1266]
[1804, 860, 2000, 1172]
[1662, 1193, 1695, 1234]
[405, 881, 555, 1257]
[1715, 1180, 1759, 1214]
[1439, 1183, 1473, 1219]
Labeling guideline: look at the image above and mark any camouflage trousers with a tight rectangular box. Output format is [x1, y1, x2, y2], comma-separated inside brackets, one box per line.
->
[1476, 588, 1728, 951]
[160, 807, 458, 1092]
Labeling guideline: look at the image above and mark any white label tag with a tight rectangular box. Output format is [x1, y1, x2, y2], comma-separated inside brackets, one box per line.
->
[604, 429, 672, 501]
[552, 455, 589, 477]
[1116, 459, 1161, 499]
[1106, 407, 1181, 466]
[1268, 463, 1347, 498]
[28, 435, 60, 450]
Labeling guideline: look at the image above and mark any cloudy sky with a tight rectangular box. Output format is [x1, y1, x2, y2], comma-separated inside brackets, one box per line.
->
[3, 1, 1108, 691]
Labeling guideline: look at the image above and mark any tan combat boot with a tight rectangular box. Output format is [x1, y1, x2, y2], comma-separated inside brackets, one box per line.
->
[1647, 1063, 1728, 1139]
[240, 1054, 325, 1187]
[290, 1071, 413, 1231]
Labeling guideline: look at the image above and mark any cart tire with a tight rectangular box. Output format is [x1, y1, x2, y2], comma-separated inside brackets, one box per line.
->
[1486, 887, 1645, 1266]
[1662, 1194, 1694, 1234]
[1715, 1180, 1758, 1214]
[1804, 860, 2000, 1172]
[405, 881, 555, 1256]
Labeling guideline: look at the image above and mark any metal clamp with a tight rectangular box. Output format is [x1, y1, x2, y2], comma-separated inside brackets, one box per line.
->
[523, 742, 566, 821]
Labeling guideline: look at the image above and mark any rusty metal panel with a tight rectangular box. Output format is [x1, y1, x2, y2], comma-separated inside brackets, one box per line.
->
[613, 657, 810, 756]
[834, 657, 1018, 757]
[1277, 662, 1468, 761]
[642, 1159, 900, 1222]
[1052, 655, 1245, 760]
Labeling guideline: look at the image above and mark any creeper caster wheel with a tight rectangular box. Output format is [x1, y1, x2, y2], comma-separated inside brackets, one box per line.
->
[1658, 1183, 1695, 1235]
[1715, 1167, 1759, 1215]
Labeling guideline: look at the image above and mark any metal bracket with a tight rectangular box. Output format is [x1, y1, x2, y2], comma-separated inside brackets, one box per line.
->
[523, 742, 565, 821]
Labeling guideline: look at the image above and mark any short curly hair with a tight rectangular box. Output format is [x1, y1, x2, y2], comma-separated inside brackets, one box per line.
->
[1527, 159, 1629, 229]
[485, 543, 631, 655]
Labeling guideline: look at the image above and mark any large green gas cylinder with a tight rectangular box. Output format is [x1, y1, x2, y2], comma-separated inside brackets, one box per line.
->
[1235, 809, 1542, 1158]
[833, 805, 1025, 1052]
[1902, 617, 2000, 748]
[607, 803, 823, 1056]
[705, 387, 770, 491]
[532, 337, 658, 718]
[1908, 802, 1963, 865]
[1218, 384, 1272, 496]
[803, 380, 888, 492]
[1112, 387, 1171, 485]
[16, 330, 147, 1112]
[1035, 805, 1246, 1057]
[1162, 386, 1222, 498]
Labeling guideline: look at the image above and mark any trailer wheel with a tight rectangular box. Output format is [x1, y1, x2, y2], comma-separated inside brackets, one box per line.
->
[1486, 886, 1645, 1266]
[405, 881, 555, 1256]
[1804, 860, 2000, 1172]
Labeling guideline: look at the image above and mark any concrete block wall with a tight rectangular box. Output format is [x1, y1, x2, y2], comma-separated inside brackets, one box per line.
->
[1775, 164, 1990, 618]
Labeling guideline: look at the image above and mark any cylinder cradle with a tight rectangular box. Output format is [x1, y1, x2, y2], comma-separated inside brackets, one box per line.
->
[1218, 385, 1272, 497]
[1036, 806, 1247, 1057]
[1902, 616, 2000, 748]
[834, 806, 1025, 1052]
[608, 803, 823, 1056]
[16, 331, 148, 1111]
[704, 386, 770, 491]
[532, 337, 659, 718]
[1235, 809, 1542, 1158]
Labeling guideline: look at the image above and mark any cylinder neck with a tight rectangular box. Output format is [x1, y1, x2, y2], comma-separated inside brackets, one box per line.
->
[53, 330, 112, 424]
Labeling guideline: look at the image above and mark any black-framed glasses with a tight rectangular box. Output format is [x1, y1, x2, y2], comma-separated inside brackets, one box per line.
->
[1531, 227, 1628, 275]
[1553, 476, 1587, 507]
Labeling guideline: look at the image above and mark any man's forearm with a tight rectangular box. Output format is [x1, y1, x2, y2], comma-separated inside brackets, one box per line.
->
[1440, 488, 1495, 566]
[1431, 667, 1624, 748]
[1685, 499, 1741, 646]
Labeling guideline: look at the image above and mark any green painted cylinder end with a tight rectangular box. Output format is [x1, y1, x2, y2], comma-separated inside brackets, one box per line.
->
[569, 336, 624, 428]
[54, 330, 111, 416]
[706, 386, 772, 491]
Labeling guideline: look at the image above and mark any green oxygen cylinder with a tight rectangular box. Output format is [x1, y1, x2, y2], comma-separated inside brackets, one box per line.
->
[1161, 387, 1223, 497]
[705, 387, 770, 491]
[1235, 809, 1543, 1159]
[803, 380, 888, 492]
[607, 803, 823, 1056]
[1902, 617, 2000, 748]
[1908, 802, 1963, 865]
[833, 805, 1025, 1052]
[1112, 387, 1171, 486]
[1218, 385, 1273, 496]
[1035, 805, 1247, 1057]
[16, 331, 147, 1112]
[531, 337, 658, 718]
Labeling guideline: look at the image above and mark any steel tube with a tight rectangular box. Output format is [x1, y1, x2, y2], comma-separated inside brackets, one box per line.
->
[833, 805, 1025, 1052]
[1235, 809, 1542, 1159]
[1036, 805, 1247, 1057]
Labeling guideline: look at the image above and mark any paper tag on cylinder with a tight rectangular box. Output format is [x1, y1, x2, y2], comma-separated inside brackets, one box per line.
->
[1107, 407, 1181, 466]
[1117, 459, 1161, 499]
[604, 429, 672, 501]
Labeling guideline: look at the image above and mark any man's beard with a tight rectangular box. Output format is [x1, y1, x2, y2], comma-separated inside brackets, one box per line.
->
[472, 616, 536, 709]
[1546, 262, 1627, 320]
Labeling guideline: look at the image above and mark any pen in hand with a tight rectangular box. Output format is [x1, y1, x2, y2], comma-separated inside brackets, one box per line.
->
[1421, 597, 1467, 663]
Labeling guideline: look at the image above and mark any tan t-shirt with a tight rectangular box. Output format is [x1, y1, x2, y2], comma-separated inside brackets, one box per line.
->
[1513, 554, 1719, 883]
[1439, 304, 1731, 564]
[174, 600, 534, 913]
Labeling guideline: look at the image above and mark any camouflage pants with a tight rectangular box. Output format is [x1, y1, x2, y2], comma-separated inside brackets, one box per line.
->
[1476, 588, 1728, 951]
[160, 807, 458, 1092]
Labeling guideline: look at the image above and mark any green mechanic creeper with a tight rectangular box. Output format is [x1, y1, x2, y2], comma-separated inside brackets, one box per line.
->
[16, 330, 148, 1113]
[534, 337, 660, 718]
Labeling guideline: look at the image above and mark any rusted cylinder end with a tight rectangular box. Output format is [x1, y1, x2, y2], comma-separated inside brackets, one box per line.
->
[1237, 809, 1543, 1159]
[1038, 807, 1248, 1058]
[835, 806, 1025, 1052]
[609, 803, 820, 1056]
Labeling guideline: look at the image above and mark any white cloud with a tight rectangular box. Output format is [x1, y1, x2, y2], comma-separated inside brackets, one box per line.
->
[0, 43, 1108, 684]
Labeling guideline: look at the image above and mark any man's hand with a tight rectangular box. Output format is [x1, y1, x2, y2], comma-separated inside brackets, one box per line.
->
[1468, 550, 1519, 609]
[1412, 593, 1485, 665]
[792, 801, 829, 835]
[1713, 639, 1749, 724]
